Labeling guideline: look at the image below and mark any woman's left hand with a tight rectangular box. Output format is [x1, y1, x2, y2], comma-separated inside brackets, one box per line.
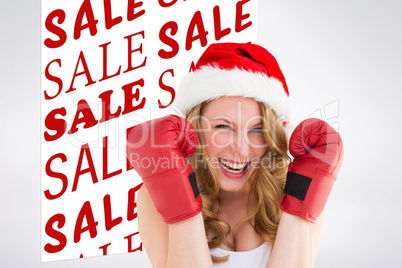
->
[280, 118, 344, 223]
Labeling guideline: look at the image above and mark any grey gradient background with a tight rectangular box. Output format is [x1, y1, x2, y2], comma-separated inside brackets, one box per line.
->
[1, 0, 401, 267]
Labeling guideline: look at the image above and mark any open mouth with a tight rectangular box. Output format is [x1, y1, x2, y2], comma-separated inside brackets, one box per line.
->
[218, 158, 249, 174]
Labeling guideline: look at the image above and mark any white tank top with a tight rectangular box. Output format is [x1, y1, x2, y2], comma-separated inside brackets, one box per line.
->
[210, 243, 272, 268]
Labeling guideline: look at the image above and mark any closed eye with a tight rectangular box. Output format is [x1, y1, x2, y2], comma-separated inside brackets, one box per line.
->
[249, 128, 264, 133]
[215, 124, 233, 130]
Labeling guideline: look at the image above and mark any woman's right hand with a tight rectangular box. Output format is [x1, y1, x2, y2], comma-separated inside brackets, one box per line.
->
[127, 114, 202, 224]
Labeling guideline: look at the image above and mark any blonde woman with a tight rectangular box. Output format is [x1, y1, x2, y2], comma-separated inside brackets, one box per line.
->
[127, 43, 343, 268]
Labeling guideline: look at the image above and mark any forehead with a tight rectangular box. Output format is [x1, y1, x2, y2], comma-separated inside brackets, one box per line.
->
[202, 96, 262, 120]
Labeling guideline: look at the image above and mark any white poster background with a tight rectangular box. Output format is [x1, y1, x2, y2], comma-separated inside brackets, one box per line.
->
[41, 0, 257, 262]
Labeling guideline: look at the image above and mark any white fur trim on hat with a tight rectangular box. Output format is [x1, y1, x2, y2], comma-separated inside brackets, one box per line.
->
[174, 66, 290, 122]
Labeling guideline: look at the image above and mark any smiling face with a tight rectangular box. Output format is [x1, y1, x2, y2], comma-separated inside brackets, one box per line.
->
[199, 96, 268, 193]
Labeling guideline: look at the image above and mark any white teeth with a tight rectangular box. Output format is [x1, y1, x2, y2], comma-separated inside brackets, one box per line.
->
[221, 159, 247, 169]
[219, 159, 248, 174]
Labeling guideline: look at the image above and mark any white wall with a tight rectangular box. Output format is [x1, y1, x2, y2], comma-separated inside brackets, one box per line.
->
[258, 1, 402, 267]
[1, 0, 401, 267]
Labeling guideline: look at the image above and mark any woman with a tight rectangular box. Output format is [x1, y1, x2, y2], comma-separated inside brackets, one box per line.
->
[127, 43, 343, 267]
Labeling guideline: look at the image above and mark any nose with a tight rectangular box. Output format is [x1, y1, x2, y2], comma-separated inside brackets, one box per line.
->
[230, 131, 250, 159]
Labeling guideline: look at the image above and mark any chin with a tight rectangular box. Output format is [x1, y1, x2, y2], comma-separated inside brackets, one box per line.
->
[219, 182, 247, 193]
[216, 170, 253, 193]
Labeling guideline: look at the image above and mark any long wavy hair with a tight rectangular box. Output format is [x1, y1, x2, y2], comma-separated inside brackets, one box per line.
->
[185, 99, 290, 263]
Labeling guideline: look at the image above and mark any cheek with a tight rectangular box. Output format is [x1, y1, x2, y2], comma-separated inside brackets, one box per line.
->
[202, 131, 232, 157]
[247, 134, 267, 163]
[247, 134, 266, 150]
[201, 132, 217, 156]
[203, 129, 233, 150]
[212, 131, 232, 148]
[255, 148, 267, 159]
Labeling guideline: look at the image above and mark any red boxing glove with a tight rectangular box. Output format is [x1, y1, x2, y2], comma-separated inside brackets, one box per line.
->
[280, 118, 344, 223]
[127, 114, 202, 224]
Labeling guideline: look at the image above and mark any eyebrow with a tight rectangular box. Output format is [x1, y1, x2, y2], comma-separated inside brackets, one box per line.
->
[251, 121, 263, 127]
[212, 117, 234, 126]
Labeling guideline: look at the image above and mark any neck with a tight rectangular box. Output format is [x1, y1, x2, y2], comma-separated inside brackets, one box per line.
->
[219, 182, 252, 206]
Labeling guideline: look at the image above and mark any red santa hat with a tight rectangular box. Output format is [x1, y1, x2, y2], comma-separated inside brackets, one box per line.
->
[175, 42, 290, 126]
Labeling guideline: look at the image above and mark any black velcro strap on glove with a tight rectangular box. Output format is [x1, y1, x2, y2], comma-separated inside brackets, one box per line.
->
[284, 172, 312, 201]
[188, 172, 199, 198]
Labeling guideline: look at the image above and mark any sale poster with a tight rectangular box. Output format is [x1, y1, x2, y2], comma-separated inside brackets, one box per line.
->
[41, 0, 257, 262]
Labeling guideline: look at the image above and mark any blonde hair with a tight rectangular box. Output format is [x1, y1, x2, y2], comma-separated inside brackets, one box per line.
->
[186, 100, 289, 263]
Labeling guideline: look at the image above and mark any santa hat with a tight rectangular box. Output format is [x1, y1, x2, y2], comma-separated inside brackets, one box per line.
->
[174, 42, 290, 126]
